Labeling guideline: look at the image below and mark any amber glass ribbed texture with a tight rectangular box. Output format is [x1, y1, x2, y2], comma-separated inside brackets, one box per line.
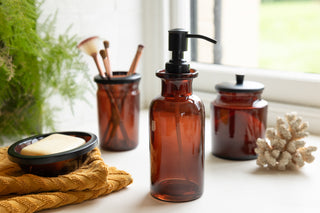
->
[211, 91, 268, 160]
[149, 69, 204, 202]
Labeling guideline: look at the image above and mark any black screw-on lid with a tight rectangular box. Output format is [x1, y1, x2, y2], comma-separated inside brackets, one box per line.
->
[215, 74, 264, 93]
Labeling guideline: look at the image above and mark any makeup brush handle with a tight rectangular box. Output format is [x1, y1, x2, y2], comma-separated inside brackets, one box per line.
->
[127, 54, 141, 76]
[103, 58, 113, 78]
[92, 54, 106, 78]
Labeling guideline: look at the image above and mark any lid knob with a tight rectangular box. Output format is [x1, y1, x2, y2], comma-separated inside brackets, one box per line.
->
[236, 74, 244, 85]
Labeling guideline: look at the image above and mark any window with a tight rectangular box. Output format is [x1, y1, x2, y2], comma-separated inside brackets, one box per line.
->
[188, 0, 320, 134]
[191, 0, 320, 74]
[142, 0, 320, 134]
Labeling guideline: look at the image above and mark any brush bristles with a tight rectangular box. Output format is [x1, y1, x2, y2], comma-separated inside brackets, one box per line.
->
[103, 41, 109, 49]
[77, 36, 100, 56]
[99, 49, 107, 59]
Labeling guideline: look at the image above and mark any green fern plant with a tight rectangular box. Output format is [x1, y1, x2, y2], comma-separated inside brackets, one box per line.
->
[0, 0, 90, 144]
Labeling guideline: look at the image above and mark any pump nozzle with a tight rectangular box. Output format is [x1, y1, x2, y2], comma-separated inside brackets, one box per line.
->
[186, 34, 217, 44]
[165, 28, 216, 74]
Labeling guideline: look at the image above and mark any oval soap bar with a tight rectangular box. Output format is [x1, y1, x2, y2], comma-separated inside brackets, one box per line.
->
[20, 133, 86, 156]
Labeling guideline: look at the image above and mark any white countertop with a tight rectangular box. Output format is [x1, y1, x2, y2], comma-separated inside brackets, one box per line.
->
[29, 110, 320, 212]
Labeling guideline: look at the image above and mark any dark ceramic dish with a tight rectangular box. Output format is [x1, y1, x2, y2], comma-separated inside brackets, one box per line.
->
[7, 131, 98, 177]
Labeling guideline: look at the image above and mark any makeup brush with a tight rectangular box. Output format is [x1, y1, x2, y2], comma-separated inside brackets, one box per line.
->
[77, 36, 105, 78]
[127, 44, 144, 76]
[103, 40, 113, 78]
[99, 49, 112, 79]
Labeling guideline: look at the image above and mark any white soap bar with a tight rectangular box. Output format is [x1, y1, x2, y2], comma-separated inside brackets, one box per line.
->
[20, 134, 86, 156]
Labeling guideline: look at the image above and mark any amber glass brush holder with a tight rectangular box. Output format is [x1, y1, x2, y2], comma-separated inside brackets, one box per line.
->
[94, 72, 141, 151]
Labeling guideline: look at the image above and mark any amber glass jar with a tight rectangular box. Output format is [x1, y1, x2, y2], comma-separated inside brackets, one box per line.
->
[149, 69, 205, 202]
[211, 74, 268, 160]
[94, 72, 141, 151]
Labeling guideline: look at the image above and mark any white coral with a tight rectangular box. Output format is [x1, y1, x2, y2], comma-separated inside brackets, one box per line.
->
[254, 112, 317, 170]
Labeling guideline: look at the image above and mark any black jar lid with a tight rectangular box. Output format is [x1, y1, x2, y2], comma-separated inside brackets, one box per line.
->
[215, 74, 264, 93]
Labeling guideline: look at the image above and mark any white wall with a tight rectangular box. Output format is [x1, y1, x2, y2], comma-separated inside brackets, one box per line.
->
[39, 0, 144, 133]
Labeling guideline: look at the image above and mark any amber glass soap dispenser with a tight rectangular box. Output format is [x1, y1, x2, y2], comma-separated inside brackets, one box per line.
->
[149, 29, 216, 202]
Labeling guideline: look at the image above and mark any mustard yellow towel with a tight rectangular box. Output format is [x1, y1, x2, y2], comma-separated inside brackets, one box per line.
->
[0, 147, 133, 213]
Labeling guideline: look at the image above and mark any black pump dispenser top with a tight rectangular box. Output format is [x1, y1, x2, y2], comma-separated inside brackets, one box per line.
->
[165, 28, 217, 74]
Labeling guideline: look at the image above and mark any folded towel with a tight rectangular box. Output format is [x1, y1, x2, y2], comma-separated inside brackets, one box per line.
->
[0, 147, 133, 213]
